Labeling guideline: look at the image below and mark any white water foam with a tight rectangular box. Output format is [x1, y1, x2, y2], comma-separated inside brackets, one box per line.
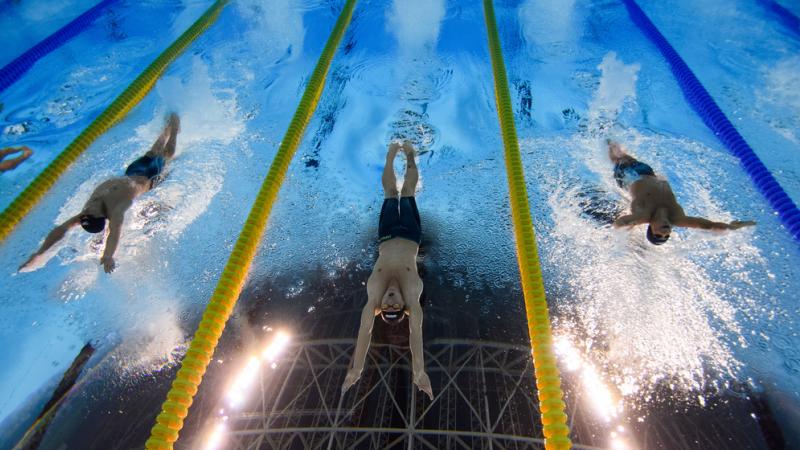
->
[234, 0, 305, 64]
[518, 0, 577, 52]
[528, 133, 766, 403]
[386, 0, 445, 56]
[587, 52, 641, 130]
[756, 55, 800, 144]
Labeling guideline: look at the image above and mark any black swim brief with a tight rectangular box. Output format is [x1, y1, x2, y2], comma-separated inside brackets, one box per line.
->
[125, 155, 165, 186]
[378, 197, 421, 244]
[613, 160, 655, 189]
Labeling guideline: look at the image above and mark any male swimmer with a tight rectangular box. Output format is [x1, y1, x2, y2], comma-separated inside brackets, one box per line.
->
[342, 141, 432, 399]
[20, 114, 180, 273]
[608, 139, 755, 244]
[0, 145, 33, 172]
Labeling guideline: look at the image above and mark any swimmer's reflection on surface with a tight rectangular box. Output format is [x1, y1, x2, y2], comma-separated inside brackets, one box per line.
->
[342, 141, 433, 399]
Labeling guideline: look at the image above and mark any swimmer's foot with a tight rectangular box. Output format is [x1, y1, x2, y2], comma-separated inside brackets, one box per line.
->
[167, 112, 180, 135]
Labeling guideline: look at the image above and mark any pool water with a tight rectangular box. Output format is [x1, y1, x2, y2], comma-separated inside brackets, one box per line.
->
[1, 0, 798, 448]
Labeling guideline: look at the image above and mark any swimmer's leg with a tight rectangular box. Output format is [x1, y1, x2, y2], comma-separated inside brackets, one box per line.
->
[383, 144, 400, 199]
[400, 142, 418, 197]
[146, 113, 180, 161]
[607, 139, 636, 166]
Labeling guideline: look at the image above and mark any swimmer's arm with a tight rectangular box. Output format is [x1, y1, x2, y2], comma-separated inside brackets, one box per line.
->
[342, 281, 380, 392]
[101, 211, 124, 273]
[676, 216, 756, 231]
[19, 215, 81, 270]
[613, 213, 648, 228]
[404, 279, 432, 399]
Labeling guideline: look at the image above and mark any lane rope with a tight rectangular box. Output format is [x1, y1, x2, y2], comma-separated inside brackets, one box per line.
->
[621, 0, 800, 242]
[757, 0, 800, 37]
[0, 0, 121, 93]
[481, 1, 571, 449]
[144, 0, 358, 448]
[0, 0, 228, 244]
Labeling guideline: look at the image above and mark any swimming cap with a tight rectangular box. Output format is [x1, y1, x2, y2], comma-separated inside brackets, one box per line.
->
[80, 215, 106, 233]
[646, 225, 669, 245]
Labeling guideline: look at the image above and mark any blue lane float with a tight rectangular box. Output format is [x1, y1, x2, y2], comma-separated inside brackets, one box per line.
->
[757, 0, 800, 37]
[0, 0, 120, 94]
[621, 0, 800, 242]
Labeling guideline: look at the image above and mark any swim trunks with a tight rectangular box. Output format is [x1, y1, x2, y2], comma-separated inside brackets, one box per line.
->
[125, 155, 165, 186]
[613, 160, 655, 189]
[378, 197, 421, 244]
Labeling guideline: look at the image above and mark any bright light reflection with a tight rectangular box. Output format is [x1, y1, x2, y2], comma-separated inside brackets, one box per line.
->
[204, 422, 226, 450]
[555, 336, 620, 421]
[262, 331, 290, 361]
[610, 436, 630, 449]
[224, 331, 291, 409]
[582, 363, 619, 421]
[226, 356, 260, 408]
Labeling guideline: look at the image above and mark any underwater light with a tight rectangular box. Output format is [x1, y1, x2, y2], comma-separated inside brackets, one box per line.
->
[225, 357, 260, 408]
[204, 422, 226, 450]
[262, 330, 291, 362]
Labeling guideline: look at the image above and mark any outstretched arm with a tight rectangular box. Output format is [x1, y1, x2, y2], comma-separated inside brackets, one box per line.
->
[342, 282, 380, 393]
[101, 211, 124, 273]
[613, 213, 649, 228]
[404, 280, 432, 399]
[19, 215, 81, 271]
[18, 215, 81, 270]
[676, 216, 756, 231]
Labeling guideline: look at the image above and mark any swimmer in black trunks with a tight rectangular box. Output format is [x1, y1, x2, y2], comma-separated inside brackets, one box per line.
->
[20, 113, 180, 273]
[342, 141, 432, 399]
[608, 139, 755, 245]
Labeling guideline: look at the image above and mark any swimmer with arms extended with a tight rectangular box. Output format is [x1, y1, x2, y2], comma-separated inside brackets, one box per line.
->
[19, 113, 180, 273]
[342, 141, 432, 399]
[608, 139, 755, 244]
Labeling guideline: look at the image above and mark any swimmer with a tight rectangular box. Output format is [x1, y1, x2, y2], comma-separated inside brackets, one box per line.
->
[0, 145, 33, 172]
[342, 141, 432, 399]
[608, 139, 755, 244]
[19, 113, 180, 273]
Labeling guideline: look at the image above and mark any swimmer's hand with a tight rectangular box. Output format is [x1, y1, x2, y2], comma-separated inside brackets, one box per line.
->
[728, 220, 756, 230]
[18, 253, 45, 273]
[342, 368, 361, 394]
[101, 256, 116, 273]
[413, 369, 433, 400]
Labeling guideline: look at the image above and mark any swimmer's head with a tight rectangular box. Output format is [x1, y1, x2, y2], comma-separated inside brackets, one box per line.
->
[380, 285, 407, 324]
[646, 224, 670, 245]
[80, 215, 106, 233]
[647, 207, 671, 245]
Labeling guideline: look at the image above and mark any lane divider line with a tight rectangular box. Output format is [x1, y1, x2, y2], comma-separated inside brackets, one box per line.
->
[757, 0, 800, 37]
[144, 1, 358, 448]
[0, 0, 121, 93]
[622, 0, 800, 242]
[0, 0, 228, 244]
[481, 1, 572, 449]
